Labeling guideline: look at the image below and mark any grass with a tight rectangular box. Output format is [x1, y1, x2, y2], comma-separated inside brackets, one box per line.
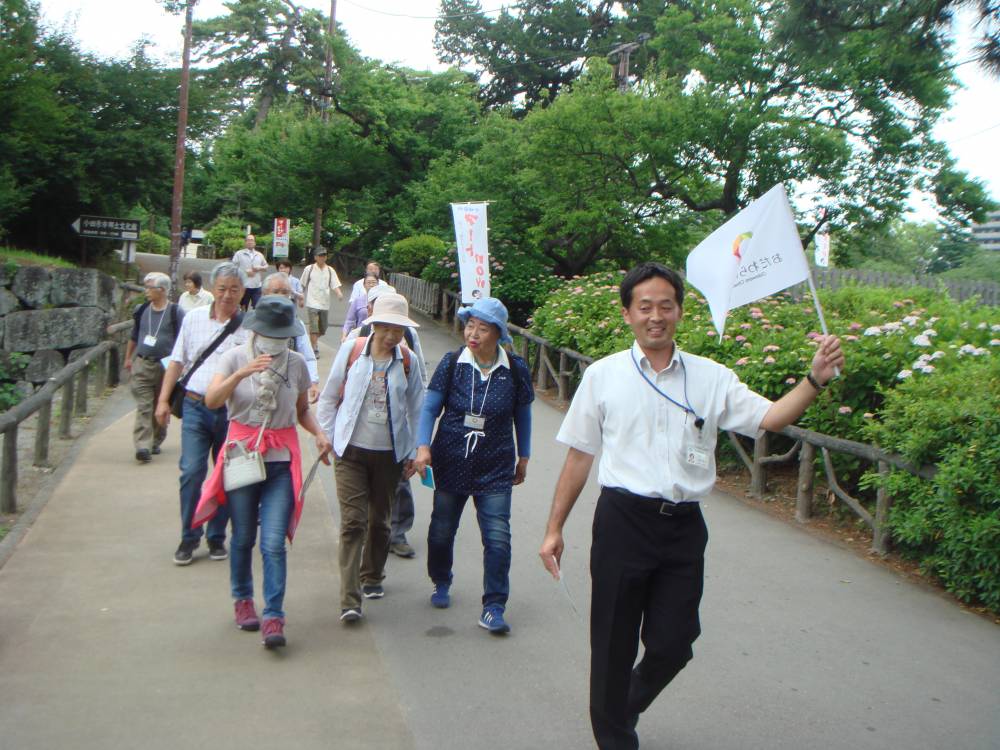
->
[1, 247, 75, 269]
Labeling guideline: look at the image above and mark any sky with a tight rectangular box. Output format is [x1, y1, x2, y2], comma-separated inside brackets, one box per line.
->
[35, 0, 1000, 216]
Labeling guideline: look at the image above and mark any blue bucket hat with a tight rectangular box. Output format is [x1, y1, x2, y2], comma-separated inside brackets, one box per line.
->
[456, 297, 512, 345]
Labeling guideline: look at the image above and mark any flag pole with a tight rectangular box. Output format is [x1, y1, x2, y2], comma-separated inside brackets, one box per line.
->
[805, 271, 840, 378]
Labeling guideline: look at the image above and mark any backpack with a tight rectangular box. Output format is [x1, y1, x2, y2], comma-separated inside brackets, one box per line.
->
[337, 336, 412, 406]
[134, 301, 179, 341]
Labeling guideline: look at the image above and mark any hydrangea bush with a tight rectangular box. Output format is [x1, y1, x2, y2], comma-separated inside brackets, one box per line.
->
[531, 272, 1000, 611]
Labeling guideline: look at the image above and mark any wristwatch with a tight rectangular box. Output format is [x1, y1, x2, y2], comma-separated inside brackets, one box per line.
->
[805, 372, 827, 391]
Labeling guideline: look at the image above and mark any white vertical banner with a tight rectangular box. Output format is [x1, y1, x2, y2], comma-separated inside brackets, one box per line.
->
[272, 217, 289, 258]
[451, 202, 491, 303]
[814, 231, 830, 267]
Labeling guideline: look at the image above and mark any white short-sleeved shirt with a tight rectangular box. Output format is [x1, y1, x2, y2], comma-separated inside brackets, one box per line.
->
[233, 249, 268, 289]
[169, 306, 249, 397]
[349, 277, 389, 303]
[556, 342, 772, 502]
[178, 288, 214, 312]
[302, 263, 342, 310]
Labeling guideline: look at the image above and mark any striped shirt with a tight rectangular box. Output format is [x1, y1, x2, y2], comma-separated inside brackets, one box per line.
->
[168, 305, 249, 397]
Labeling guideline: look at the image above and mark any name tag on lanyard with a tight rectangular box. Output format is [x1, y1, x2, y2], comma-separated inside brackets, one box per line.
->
[463, 413, 486, 430]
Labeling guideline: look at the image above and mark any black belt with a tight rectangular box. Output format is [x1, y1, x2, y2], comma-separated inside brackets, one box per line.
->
[603, 486, 700, 517]
[137, 354, 161, 361]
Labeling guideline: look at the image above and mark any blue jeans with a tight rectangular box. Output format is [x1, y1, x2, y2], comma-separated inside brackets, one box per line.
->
[227, 462, 294, 619]
[427, 489, 512, 609]
[179, 398, 230, 545]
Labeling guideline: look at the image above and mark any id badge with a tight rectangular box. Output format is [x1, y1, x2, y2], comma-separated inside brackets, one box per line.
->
[143, 335, 157, 347]
[685, 444, 709, 469]
[368, 409, 388, 425]
[463, 413, 486, 430]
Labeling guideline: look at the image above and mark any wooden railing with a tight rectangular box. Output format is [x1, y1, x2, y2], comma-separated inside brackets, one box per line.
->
[389, 272, 440, 317]
[0, 320, 131, 514]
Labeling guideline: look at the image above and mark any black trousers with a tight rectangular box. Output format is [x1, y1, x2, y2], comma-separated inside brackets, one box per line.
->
[590, 487, 708, 750]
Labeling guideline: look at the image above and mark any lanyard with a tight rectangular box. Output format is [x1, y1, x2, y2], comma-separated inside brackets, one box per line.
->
[468, 365, 494, 417]
[630, 349, 704, 430]
[145, 304, 168, 340]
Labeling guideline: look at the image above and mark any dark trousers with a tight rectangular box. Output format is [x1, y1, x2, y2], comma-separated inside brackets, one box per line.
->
[590, 487, 708, 750]
[240, 287, 261, 311]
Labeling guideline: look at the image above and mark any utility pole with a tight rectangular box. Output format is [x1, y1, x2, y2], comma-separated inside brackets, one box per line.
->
[312, 0, 337, 252]
[168, 0, 196, 299]
[608, 34, 649, 93]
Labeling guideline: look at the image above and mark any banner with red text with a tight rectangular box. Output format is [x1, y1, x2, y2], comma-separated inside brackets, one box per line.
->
[272, 217, 289, 258]
[451, 203, 491, 303]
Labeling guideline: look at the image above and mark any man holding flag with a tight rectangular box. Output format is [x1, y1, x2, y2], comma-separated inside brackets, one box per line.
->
[539, 254, 843, 749]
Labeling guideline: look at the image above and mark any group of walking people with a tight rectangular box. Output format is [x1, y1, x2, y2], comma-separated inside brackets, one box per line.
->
[128, 251, 846, 750]
[128, 252, 533, 652]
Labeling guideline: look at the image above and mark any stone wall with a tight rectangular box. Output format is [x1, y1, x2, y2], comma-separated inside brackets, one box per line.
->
[1, 265, 122, 389]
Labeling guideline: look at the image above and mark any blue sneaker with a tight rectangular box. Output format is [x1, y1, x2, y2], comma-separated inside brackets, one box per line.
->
[478, 606, 510, 634]
[430, 582, 451, 609]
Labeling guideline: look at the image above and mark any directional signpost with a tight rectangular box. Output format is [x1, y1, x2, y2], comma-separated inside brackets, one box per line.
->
[71, 215, 141, 241]
[71, 215, 141, 268]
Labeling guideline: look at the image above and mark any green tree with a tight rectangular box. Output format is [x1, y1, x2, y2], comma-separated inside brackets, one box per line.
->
[434, 0, 633, 112]
[191, 0, 328, 127]
[0, 0, 70, 239]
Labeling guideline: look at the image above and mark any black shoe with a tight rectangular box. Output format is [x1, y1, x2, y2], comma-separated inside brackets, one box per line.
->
[362, 584, 385, 599]
[135, 449, 152, 463]
[173, 540, 198, 566]
[208, 540, 228, 561]
[152, 446, 162, 455]
[339, 607, 362, 623]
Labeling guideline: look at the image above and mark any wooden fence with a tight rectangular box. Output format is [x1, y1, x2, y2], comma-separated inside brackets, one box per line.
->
[0, 322, 132, 515]
[791, 267, 999, 306]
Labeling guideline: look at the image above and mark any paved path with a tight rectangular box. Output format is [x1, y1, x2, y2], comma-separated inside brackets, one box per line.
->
[0, 285, 998, 750]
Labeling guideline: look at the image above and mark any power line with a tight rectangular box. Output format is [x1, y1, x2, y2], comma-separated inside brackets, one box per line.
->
[950, 121, 1000, 143]
[338, 0, 526, 20]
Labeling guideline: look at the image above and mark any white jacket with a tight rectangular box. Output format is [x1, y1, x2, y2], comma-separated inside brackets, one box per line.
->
[316, 337, 425, 462]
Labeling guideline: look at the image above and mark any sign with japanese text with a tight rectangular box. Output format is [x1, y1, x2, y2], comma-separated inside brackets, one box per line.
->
[71, 216, 141, 241]
[450, 202, 491, 303]
[273, 217, 289, 258]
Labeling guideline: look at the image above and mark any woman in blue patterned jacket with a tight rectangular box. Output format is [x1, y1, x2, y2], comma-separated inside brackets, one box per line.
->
[413, 297, 533, 635]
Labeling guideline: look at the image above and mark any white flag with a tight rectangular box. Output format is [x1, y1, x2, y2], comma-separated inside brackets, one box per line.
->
[451, 203, 491, 303]
[685, 184, 810, 336]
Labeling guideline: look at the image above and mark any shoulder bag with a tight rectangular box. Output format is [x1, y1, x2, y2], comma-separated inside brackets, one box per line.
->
[168, 313, 243, 418]
[223, 416, 268, 492]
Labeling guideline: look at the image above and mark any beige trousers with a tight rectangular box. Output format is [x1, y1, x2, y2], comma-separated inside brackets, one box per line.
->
[130, 356, 167, 452]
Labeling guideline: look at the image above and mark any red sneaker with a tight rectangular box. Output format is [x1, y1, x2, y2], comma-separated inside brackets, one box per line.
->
[262, 617, 286, 649]
[234, 599, 260, 631]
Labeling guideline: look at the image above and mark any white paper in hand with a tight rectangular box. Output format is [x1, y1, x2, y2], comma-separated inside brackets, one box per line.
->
[551, 556, 581, 618]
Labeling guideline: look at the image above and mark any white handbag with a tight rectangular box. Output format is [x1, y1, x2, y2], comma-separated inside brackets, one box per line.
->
[223, 418, 268, 492]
